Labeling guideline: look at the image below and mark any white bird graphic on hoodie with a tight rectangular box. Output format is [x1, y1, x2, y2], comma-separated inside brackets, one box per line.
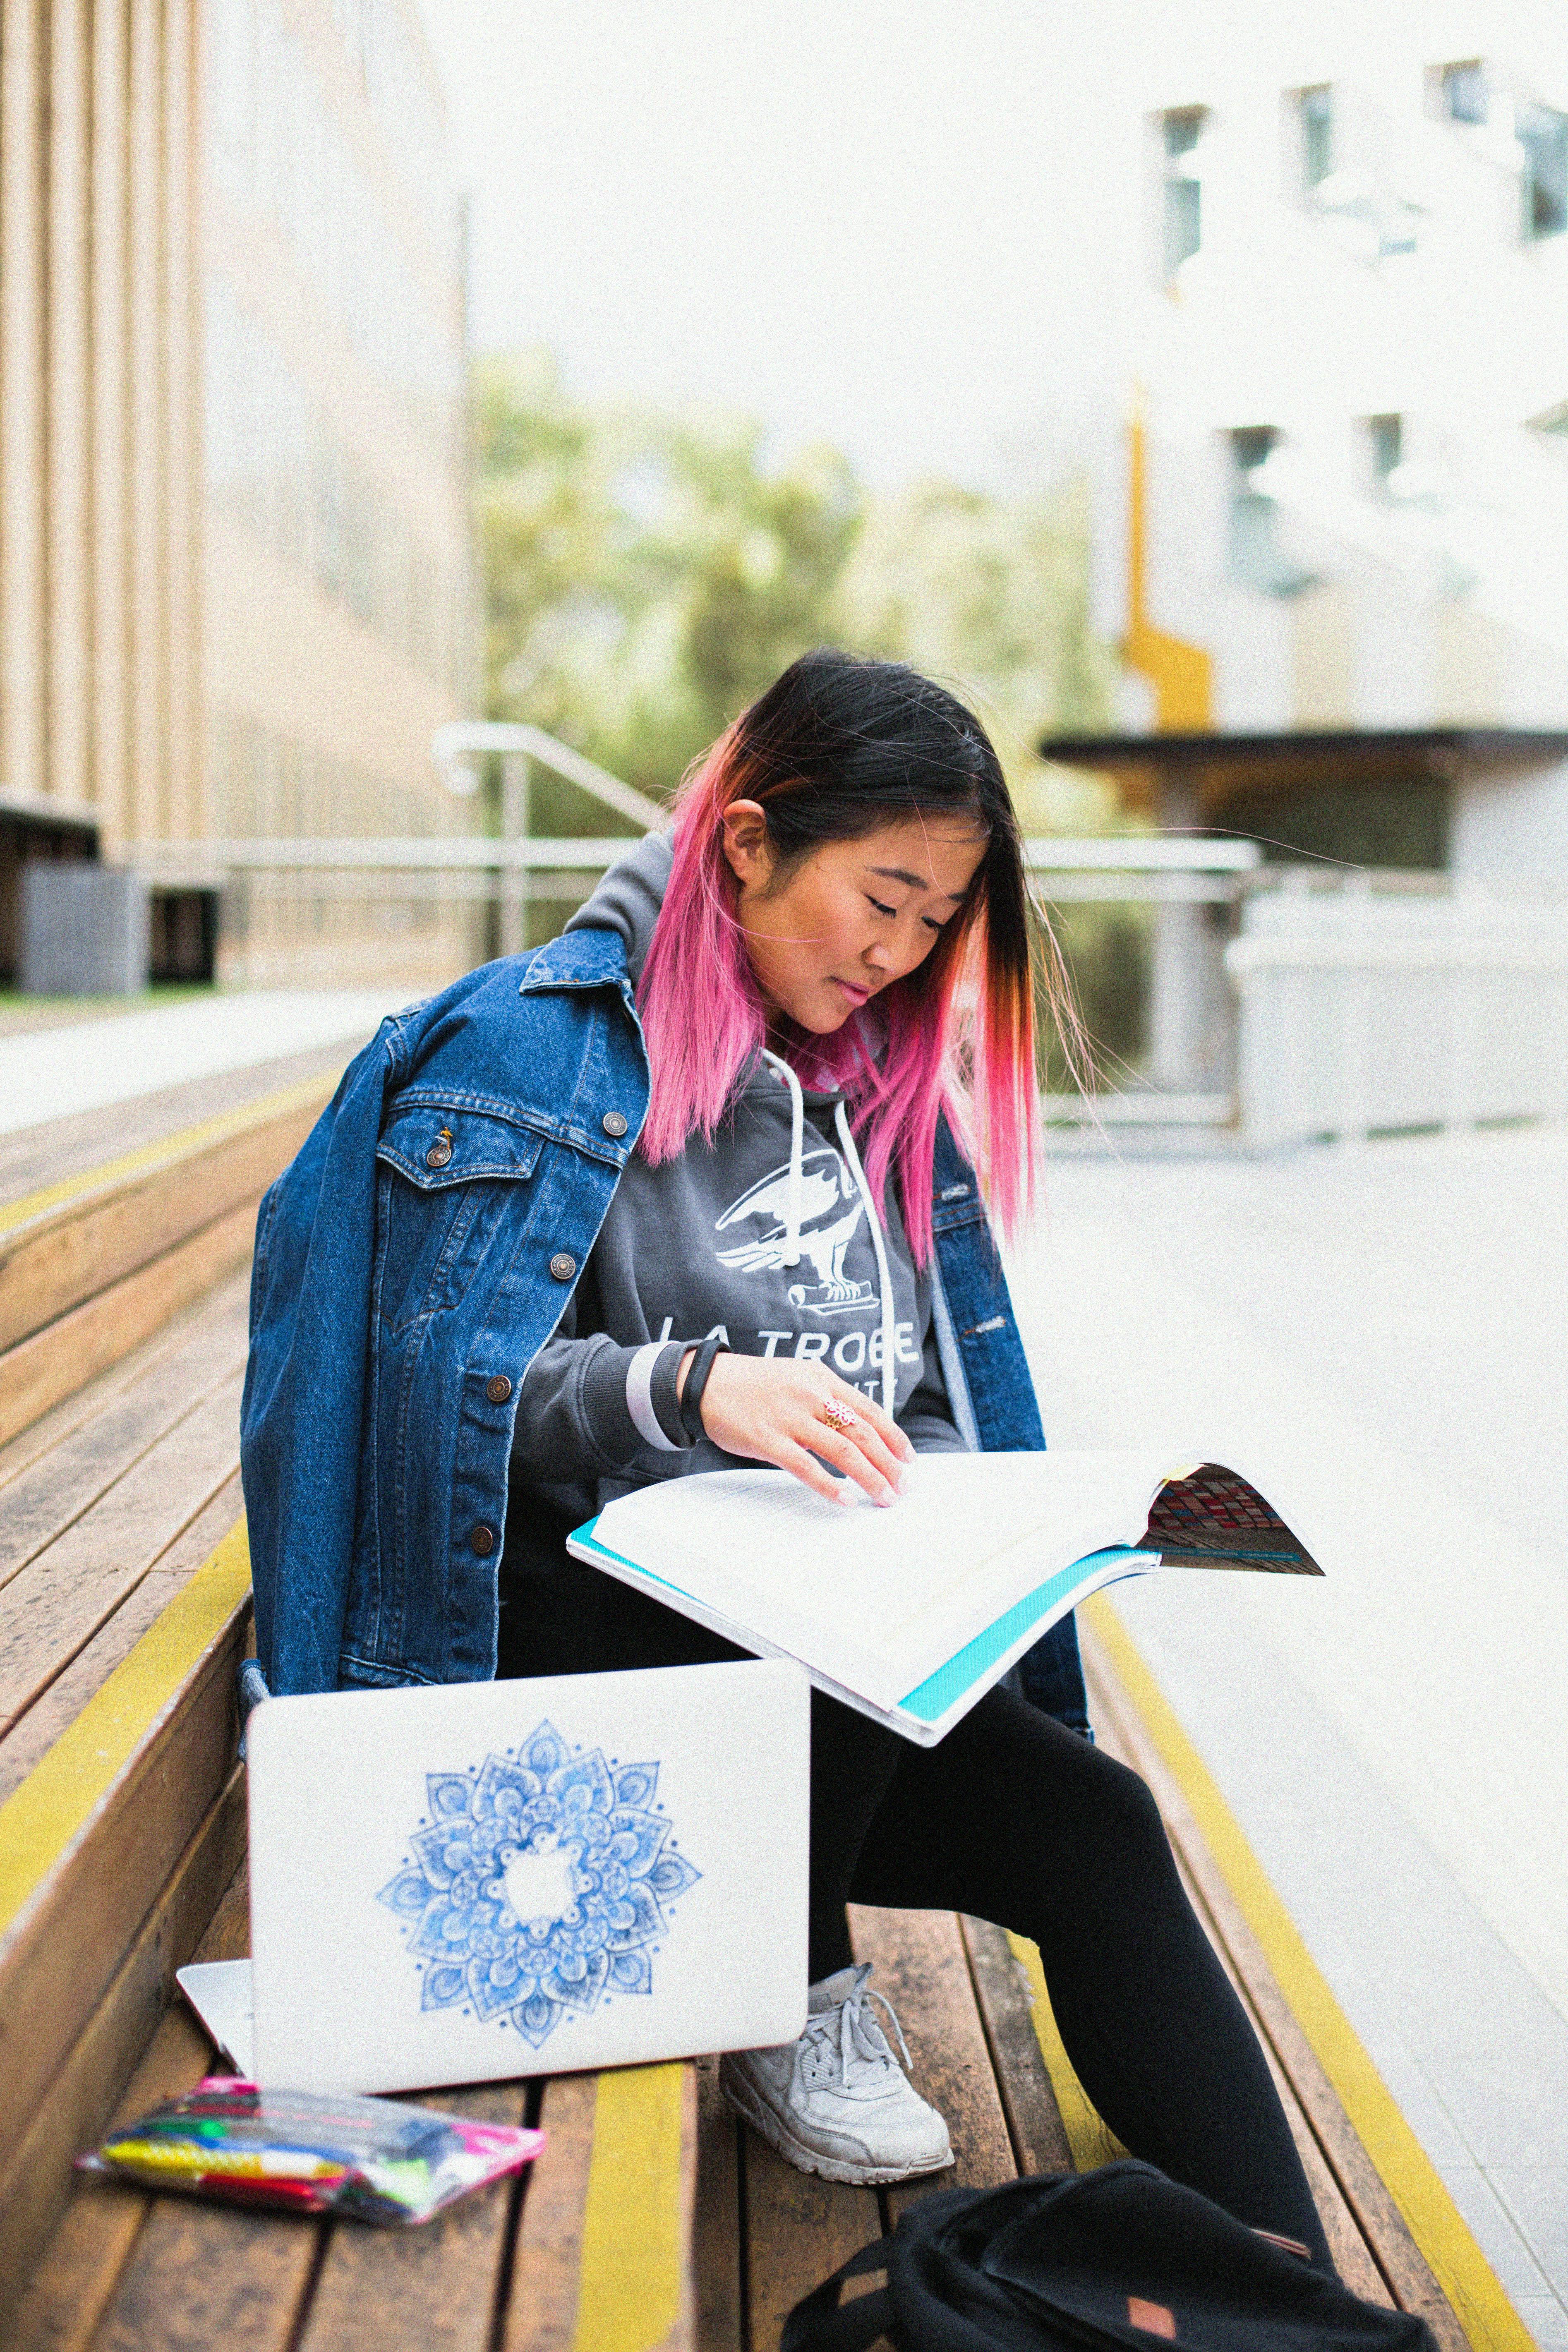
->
[714, 1148, 870, 1308]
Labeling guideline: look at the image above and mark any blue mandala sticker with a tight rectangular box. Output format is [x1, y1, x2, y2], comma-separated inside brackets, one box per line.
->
[378, 1719, 700, 2048]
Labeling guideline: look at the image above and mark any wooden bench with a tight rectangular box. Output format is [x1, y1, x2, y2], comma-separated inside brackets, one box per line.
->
[0, 1079, 335, 2311]
[5, 1617, 1489, 2352]
[0, 1083, 1517, 2352]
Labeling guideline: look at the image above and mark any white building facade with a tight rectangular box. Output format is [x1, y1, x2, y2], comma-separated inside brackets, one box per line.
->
[1092, 0, 1568, 878]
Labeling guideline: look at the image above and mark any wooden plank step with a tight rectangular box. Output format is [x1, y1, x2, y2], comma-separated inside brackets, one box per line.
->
[0, 1526, 252, 2282]
[0, 1073, 328, 1448]
[0, 1211, 255, 1447]
[8, 1861, 256, 2352]
[0, 1284, 248, 1595]
[848, 1906, 1015, 2220]
[958, 1914, 1073, 2174]
[0, 1268, 249, 1504]
[0, 1082, 324, 1354]
[692, 2055, 743, 2352]
[293, 2082, 532, 2352]
[0, 1044, 346, 1213]
[742, 2129, 880, 2352]
[0, 1473, 243, 1809]
[0, 1369, 245, 1738]
[0, 1768, 247, 2325]
[508, 2065, 696, 2352]
[506, 2073, 595, 2351]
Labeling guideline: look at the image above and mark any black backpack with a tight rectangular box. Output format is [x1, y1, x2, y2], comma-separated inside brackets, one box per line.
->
[782, 2163, 1439, 2352]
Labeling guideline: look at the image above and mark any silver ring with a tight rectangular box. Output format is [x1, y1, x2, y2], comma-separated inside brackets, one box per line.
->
[821, 1398, 860, 1435]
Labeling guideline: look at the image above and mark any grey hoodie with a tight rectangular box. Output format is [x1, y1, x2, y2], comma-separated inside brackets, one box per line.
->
[508, 833, 964, 1536]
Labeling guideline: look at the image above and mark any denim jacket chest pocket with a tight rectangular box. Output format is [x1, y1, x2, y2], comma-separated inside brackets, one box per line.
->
[373, 1103, 545, 1337]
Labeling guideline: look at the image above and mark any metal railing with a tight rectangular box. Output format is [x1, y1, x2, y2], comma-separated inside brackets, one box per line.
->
[120, 723, 1275, 1120]
[1228, 880, 1568, 1146]
[115, 726, 1568, 1147]
[428, 721, 669, 836]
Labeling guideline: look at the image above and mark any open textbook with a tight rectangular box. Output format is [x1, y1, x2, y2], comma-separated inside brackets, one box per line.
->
[568, 1452, 1322, 1745]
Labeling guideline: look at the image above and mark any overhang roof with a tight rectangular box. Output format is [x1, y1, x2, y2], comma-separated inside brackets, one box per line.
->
[0, 788, 99, 838]
[1038, 727, 1568, 789]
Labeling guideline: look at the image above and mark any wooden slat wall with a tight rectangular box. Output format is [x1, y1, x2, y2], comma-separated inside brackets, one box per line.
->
[163, 0, 201, 844]
[48, 0, 94, 811]
[0, 0, 202, 849]
[2, 0, 48, 811]
[90, 0, 132, 824]
[126, 0, 164, 845]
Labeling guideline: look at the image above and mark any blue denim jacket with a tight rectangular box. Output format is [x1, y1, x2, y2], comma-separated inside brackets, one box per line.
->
[240, 928, 1088, 1730]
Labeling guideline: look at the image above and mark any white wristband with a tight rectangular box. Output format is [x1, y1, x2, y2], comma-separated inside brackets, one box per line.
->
[626, 1342, 682, 1452]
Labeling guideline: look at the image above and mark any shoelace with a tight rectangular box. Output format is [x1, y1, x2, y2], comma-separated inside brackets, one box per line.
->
[806, 1966, 913, 2082]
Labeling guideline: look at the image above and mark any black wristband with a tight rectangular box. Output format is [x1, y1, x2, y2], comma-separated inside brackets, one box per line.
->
[679, 1336, 728, 1445]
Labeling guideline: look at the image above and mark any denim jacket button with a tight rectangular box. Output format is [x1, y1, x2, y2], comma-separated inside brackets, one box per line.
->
[469, 1523, 496, 1556]
[549, 1251, 577, 1281]
[425, 1139, 452, 1169]
[486, 1374, 512, 1405]
[601, 1110, 628, 1137]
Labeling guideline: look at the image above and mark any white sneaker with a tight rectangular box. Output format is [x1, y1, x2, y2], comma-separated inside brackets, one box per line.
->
[720, 1962, 954, 2187]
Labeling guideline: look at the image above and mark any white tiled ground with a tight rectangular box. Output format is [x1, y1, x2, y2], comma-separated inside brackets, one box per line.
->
[1009, 1123, 1568, 2340]
[0, 989, 412, 1134]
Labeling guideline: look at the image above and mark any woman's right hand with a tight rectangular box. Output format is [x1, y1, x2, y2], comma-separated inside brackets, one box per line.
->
[679, 1350, 915, 1507]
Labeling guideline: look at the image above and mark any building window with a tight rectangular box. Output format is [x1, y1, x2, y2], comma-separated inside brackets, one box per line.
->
[1226, 429, 1316, 595]
[1298, 85, 1334, 191]
[1519, 103, 1568, 241]
[1367, 413, 1403, 494]
[1439, 62, 1489, 125]
[1160, 108, 1206, 279]
[1229, 427, 1281, 585]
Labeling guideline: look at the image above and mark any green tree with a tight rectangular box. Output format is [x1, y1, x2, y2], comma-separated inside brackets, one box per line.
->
[477, 353, 861, 817]
[832, 473, 1118, 833]
[476, 350, 1116, 832]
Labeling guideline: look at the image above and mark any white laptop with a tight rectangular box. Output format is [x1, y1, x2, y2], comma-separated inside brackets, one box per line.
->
[193, 1658, 809, 2096]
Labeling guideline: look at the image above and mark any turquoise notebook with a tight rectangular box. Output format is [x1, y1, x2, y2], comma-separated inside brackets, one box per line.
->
[566, 1450, 1319, 1743]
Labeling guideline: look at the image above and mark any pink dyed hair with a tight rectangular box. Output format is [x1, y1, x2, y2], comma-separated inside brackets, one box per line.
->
[636, 689, 1059, 1263]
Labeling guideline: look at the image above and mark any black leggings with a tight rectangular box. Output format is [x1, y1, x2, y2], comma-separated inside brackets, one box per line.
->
[498, 1550, 1330, 2267]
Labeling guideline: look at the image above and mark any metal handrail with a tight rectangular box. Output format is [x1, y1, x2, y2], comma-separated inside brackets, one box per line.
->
[126, 833, 1266, 874]
[429, 721, 669, 834]
[126, 837, 647, 871]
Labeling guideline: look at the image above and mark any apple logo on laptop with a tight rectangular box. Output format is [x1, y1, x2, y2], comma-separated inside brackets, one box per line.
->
[501, 1828, 579, 1929]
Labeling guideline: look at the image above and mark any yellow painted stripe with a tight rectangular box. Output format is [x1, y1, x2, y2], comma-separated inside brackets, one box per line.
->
[0, 1075, 332, 1242]
[0, 1520, 251, 1942]
[1084, 1592, 1535, 2352]
[574, 2063, 688, 2352]
[1006, 1930, 1128, 2172]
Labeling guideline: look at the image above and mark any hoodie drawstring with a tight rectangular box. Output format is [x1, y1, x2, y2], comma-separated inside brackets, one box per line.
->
[760, 1048, 895, 1419]
[832, 1101, 897, 1419]
[761, 1048, 806, 1268]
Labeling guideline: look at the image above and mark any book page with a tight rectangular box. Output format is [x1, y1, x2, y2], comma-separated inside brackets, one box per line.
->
[590, 1452, 1174, 1698]
[1144, 1463, 1324, 1575]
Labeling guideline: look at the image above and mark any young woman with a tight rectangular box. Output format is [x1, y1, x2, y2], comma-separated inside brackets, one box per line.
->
[242, 652, 1328, 2262]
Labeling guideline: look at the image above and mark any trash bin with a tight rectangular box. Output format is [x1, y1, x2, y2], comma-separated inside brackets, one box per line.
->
[19, 865, 150, 995]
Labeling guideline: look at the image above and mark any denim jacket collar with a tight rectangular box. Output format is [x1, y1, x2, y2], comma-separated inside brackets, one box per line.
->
[519, 925, 638, 1007]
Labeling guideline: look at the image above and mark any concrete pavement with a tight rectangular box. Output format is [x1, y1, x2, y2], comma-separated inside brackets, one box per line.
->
[1011, 1122, 1568, 2340]
[0, 990, 412, 1135]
